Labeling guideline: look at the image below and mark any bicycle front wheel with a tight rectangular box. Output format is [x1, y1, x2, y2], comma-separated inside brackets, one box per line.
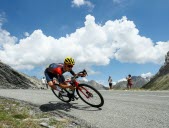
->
[76, 84, 104, 107]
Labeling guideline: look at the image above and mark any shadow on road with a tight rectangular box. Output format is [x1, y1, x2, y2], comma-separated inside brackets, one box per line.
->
[39, 101, 102, 112]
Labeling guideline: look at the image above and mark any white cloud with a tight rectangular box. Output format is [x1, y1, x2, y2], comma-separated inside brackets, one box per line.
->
[0, 29, 17, 50]
[82, 77, 88, 82]
[71, 0, 94, 8]
[0, 14, 169, 71]
[0, 12, 6, 27]
[117, 78, 127, 82]
[72, 0, 85, 6]
[141, 72, 154, 79]
[24, 32, 30, 37]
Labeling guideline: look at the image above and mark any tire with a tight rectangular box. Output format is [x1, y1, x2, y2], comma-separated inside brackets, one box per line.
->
[76, 84, 104, 107]
[52, 87, 71, 103]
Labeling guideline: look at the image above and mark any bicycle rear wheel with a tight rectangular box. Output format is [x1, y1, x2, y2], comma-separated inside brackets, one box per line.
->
[52, 86, 71, 103]
[76, 84, 104, 107]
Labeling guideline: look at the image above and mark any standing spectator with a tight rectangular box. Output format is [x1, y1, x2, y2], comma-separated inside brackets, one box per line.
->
[126, 74, 132, 89]
[42, 77, 48, 89]
[108, 76, 113, 90]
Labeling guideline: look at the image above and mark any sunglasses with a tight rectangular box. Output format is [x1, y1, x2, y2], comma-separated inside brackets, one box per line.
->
[67, 65, 73, 68]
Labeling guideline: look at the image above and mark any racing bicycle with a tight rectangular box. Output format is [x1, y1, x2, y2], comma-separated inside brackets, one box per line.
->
[51, 70, 104, 108]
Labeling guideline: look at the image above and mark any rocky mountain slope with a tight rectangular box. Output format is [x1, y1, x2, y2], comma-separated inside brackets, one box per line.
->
[142, 52, 169, 90]
[142, 51, 169, 90]
[0, 61, 42, 89]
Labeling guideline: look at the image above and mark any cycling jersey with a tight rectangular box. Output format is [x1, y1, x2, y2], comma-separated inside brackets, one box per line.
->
[44, 63, 75, 83]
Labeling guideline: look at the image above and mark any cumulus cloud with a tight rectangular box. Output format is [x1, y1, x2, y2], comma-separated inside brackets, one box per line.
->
[117, 78, 127, 82]
[24, 32, 30, 37]
[0, 14, 169, 71]
[71, 0, 94, 8]
[141, 72, 154, 79]
[0, 28, 17, 51]
[0, 12, 6, 26]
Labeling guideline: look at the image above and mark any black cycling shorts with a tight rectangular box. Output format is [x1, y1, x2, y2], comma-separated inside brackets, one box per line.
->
[44, 69, 65, 83]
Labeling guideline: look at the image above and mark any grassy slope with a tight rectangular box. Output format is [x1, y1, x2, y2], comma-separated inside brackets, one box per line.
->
[142, 74, 169, 90]
[0, 97, 71, 128]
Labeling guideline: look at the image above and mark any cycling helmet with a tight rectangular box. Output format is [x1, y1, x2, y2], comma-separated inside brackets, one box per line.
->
[64, 57, 75, 65]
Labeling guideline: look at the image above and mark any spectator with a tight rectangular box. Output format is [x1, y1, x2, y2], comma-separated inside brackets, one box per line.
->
[42, 77, 48, 89]
[108, 76, 113, 90]
[126, 74, 132, 89]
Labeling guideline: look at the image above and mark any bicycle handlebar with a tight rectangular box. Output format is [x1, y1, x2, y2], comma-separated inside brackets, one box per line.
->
[71, 69, 87, 81]
[79, 69, 88, 76]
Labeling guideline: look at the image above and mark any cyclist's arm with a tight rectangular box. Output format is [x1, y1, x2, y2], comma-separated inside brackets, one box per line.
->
[70, 69, 81, 77]
[70, 70, 75, 76]
[70, 69, 87, 78]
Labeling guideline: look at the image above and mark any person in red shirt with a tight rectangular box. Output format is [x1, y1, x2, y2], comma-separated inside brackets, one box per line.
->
[44, 57, 86, 91]
[126, 74, 133, 89]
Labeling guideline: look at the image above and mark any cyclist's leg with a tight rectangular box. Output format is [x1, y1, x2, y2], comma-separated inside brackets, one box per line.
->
[59, 75, 77, 100]
[73, 89, 78, 99]
[58, 74, 65, 83]
[58, 75, 68, 94]
[44, 70, 56, 90]
[58, 75, 72, 89]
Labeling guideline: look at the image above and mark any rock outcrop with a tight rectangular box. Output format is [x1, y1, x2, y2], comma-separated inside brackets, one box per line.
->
[142, 51, 169, 90]
[0, 61, 42, 89]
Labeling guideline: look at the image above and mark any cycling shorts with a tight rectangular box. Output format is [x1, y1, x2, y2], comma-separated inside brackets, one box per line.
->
[44, 69, 65, 83]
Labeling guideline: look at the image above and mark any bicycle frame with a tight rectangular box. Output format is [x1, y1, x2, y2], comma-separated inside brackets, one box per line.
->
[52, 69, 104, 107]
[65, 78, 92, 99]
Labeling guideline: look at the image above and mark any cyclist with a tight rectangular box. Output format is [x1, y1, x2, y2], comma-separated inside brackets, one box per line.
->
[44, 57, 86, 97]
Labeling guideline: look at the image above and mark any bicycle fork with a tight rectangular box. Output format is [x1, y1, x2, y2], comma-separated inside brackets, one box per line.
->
[78, 86, 93, 98]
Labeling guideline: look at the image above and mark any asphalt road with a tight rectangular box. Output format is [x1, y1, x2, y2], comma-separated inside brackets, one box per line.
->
[0, 89, 169, 128]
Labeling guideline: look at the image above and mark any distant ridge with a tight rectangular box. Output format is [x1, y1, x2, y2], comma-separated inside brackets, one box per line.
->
[64, 75, 108, 90]
[79, 80, 108, 90]
[113, 76, 149, 89]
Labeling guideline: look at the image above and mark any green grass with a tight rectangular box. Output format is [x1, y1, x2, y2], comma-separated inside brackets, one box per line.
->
[0, 98, 69, 128]
[148, 74, 169, 90]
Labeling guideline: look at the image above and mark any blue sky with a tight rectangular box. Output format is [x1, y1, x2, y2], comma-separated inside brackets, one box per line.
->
[0, 0, 169, 86]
